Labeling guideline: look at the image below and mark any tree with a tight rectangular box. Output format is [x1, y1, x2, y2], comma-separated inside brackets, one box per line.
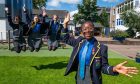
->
[120, 10, 140, 37]
[100, 8, 109, 27]
[74, 0, 99, 23]
[33, 0, 47, 9]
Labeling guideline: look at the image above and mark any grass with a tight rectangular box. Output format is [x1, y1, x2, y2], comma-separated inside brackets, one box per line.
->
[0, 46, 129, 58]
[0, 57, 74, 84]
[0, 45, 73, 57]
[0, 56, 140, 84]
[0, 45, 139, 84]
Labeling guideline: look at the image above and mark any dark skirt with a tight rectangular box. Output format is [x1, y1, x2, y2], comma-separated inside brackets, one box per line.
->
[28, 37, 42, 49]
[76, 66, 94, 84]
[47, 39, 58, 47]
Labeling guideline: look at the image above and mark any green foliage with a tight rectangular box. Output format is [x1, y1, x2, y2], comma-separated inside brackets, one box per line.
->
[73, 13, 79, 24]
[121, 10, 140, 32]
[100, 8, 109, 27]
[110, 30, 129, 38]
[33, 0, 47, 9]
[126, 28, 135, 37]
[73, 0, 99, 23]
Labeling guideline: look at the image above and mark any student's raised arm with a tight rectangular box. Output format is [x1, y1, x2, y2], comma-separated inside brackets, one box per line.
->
[23, 7, 32, 23]
[61, 13, 83, 47]
[5, 7, 14, 28]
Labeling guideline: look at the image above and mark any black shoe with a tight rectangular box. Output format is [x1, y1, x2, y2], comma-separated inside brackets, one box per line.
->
[15, 47, 21, 53]
[30, 47, 34, 52]
[48, 47, 52, 51]
[52, 47, 57, 51]
[16, 50, 21, 53]
[22, 45, 26, 52]
[10, 47, 15, 51]
[35, 48, 40, 52]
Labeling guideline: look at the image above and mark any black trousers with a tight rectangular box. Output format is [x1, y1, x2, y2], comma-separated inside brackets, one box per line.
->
[13, 37, 26, 53]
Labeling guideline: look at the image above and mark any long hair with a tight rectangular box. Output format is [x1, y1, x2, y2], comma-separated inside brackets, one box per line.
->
[13, 15, 21, 23]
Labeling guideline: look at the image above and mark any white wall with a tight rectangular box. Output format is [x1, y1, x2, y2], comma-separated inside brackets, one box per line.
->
[68, 25, 75, 31]
[115, 0, 140, 31]
[0, 20, 7, 40]
[134, 0, 140, 12]
[115, 14, 128, 31]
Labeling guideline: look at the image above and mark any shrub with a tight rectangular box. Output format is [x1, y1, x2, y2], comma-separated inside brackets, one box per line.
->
[126, 28, 135, 38]
[110, 30, 129, 38]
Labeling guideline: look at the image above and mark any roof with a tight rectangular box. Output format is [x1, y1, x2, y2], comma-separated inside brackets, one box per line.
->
[94, 23, 103, 28]
[116, 0, 132, 7]
[76, 22, 103, 28]
[97, 7, 110, 16]
[33, 9, 68, 18]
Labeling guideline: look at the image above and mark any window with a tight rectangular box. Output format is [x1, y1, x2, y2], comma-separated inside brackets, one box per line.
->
[122, 6, 124, 12]
[120, 7, 122, 13]
[121, 21, 124, 25]
[128, 3, 131, 10]
[118, 8, 119, 13]
[131, 1, 133, 9]
[135, 0, 139, 8]
[113, 9, 115, 15]
[117, 19, 119, 25]
[119, 19, 121, 25]
[116, 19, 118, 25]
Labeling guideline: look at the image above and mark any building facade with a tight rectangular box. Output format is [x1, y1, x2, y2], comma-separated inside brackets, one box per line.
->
[110, 7, 116, 31]
[111, 0, 140, 31]
[0, 0, 32, 40]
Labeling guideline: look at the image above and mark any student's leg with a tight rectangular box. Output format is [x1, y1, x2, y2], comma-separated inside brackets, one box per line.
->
[52, 40, 58, 51]
[47, 39, 52, 51]
[22, 45, 26, 52]
[34, 38, 42, 52]
[15, 45, 21, 53]
[13, 41, 21, 53]
[21, 37, 26, 52]
[27, 36, 34, 52]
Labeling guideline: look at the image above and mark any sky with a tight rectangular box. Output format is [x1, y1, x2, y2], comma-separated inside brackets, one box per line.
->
[46, 0, 125, 17]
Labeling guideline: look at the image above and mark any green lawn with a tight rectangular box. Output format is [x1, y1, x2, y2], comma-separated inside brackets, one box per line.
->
[0, 45, 139, 84]
[0, 57, 140, 84]
[0, 47, 128, 58]
[0, 47, 72, 57]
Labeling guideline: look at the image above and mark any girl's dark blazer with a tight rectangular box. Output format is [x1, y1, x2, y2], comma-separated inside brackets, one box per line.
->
[62, 29, 118, 84]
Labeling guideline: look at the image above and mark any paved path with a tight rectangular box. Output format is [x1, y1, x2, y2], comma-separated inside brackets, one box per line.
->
[95, 36, 140, 41]
[95, 36, 140, 58]
[107, 44, 140, 58]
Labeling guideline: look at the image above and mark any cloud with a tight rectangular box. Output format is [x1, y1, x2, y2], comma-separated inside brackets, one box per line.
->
[47, 0, 60, 7]
[60, 0, 80, 4]
[47, 0, 81, 7]
[102, 0, 119, 2]
[70, 10, 78, 20]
